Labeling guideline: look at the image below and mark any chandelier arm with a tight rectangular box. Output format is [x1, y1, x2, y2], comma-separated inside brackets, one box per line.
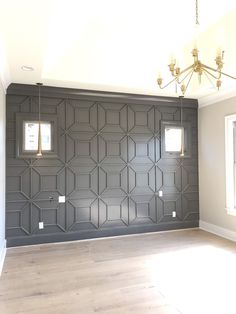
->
[183, 69, 195, 95]
[202, 64, 222, 78]
[158, 65, 194, 91]
[202, 67, 221, 80]
[178, 68, 195, 84]
[218, 71, 236, 80]
[202, 64, 236, 80]
[158, 76, 179, 89]
[178, 64, 195, 78]
[203, 69, 217, 89]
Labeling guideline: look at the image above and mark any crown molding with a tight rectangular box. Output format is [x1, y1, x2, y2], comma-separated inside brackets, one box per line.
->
[198, 85, 236, 109]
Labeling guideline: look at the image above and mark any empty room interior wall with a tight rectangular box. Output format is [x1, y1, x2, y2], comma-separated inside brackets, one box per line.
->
[199, 96, 236, 232]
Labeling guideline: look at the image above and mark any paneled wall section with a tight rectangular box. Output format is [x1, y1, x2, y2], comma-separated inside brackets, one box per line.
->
[6, 84, 199, 246]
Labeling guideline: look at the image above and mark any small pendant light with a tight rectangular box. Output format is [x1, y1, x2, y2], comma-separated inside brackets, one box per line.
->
[36, 83, 43, 157]
[179, 96, 185, 157]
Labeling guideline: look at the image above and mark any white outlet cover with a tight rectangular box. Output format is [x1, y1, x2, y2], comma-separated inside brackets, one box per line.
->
[58, 196, 66, 203]
[172, 211, 176, 218]
[158, 190, 163, 197]
[39, 221, 44, 229]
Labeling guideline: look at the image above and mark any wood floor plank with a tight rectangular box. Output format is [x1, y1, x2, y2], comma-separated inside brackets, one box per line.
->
[1, 229, 236, 314]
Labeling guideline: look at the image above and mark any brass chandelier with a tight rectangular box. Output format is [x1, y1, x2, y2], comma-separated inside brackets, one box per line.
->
[157, 0, 236, 96]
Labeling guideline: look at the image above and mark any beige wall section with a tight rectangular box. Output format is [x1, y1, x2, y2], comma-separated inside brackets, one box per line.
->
[0, 79, 6, 271]
[199, 97, 236, 231]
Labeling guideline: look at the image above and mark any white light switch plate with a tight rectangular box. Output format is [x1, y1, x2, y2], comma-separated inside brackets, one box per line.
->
[158, 190, 163, 197]
[58, 196, 66, 203]
[39, 222, 44, 229]
[172, 211, 176, 218]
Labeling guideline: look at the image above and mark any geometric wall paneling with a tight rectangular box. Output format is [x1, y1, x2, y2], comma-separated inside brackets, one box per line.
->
[69, 132, 97, 165]
[6, 95, 30, 119]
[156, 196, 164, 223]
[128, 104, 155, 134]
[31, 168, 41, 198]
[160, 193, 182, 222]
[98, 133, 127, 164]
[155, 166, 163, 192]
[33, 199, 66, 233]
[128, 164, 156, 195]
[42, 208, 62, 232]
[6, 167, 30, 202]
[154, 136, 161, 162]
[58, 131, 66, 162]
[6, 202, 31, 236]
[67, 100, 98, 132]
[56, 100, 66, 130]
[128, 195, 157, 224]
[154, 108, 162, 133]
[31, 203, 41, 233]
[31, 96, 63, 115]
[65, 167, 76, 196]
[69, 165, 98, 199]
[27, 164, 65, 202]
[98, 103, 127, 133]
[158, 106, 179, 121]
[67, 198, 99, 231]
[6, 84, 199, 246]
[128, 134, 155, 164]
[98, 197, 128, 228]
[98, 164, 127, 197]
[182, 165, 199, 193]
[182, 192, 199, 221]
[64, 133, 75, 164]
[157, 159, 182, 194]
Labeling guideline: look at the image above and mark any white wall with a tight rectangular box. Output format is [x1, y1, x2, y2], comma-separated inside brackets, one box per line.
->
[199, 96, 236, 238]
[0, 80, 6, 273]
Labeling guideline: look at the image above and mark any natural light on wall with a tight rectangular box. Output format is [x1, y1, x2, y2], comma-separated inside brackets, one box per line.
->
[225, 113, 236, 216]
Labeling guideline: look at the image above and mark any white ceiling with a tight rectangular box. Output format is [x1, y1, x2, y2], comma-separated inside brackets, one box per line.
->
[1, 0, 236, 106]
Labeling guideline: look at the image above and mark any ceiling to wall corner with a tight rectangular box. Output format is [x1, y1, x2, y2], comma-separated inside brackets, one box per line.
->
[1, 0, 236, 105]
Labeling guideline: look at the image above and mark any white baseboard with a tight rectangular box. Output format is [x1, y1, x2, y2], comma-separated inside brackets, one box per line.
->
[199, 220, 236, 242]
[0, 239, 6, 275]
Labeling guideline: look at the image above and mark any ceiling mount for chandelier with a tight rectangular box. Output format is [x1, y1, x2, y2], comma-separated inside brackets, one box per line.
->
[157, 0, 236, 96]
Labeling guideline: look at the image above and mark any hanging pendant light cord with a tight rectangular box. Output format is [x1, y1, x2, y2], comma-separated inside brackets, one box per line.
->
[180, 96, 185, 157]
[36, 83, 43, 157]
[38, 84, 41, 123]
[195, 0, 199, 25]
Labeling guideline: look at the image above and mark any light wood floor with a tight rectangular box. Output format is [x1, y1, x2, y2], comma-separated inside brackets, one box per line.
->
[0, 229, 236, 314]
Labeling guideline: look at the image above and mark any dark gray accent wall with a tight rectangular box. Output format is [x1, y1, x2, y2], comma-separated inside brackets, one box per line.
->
[6, 84, 199, 247]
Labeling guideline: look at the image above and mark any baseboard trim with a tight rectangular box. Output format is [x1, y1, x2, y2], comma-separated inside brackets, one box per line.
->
[199, 220, 236, 242]
[7, 221, 199, 247]
[0, 239, 6, 275]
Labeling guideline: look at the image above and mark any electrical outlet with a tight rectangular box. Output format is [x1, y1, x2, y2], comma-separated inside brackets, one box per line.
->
[39, 221, 44, 229]
[172, 211, 176, 218]
[58, 196, 65, 203]
[158, 190, 163, 197]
